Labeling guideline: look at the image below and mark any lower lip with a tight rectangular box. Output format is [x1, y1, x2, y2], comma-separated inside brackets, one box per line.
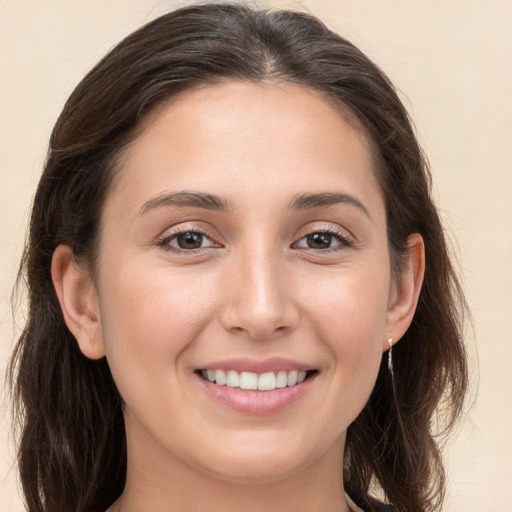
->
[196, 373, 316, 415]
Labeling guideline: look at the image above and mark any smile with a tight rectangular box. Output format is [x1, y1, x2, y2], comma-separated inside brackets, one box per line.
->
[199, 369, 313, 391]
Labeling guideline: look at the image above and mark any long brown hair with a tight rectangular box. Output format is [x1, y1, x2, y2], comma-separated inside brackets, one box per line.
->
[9, 4, 468, 511]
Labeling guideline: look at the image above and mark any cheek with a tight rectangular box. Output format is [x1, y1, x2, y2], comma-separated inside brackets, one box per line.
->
[96, 261, 218, 389]
[300, 259, 391, 340]
[298, 262, 389, 403]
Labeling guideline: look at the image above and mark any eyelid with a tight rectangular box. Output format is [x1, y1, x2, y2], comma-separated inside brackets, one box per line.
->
[154, 221, 354, 253]
[292, 224, 354, 250]
[156, 222, 223, 251]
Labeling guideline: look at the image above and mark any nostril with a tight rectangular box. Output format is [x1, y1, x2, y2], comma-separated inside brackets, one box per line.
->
[219, 285, 300, 340]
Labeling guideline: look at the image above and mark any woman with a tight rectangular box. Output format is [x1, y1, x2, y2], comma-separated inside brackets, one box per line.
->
[9, 3, 468, 512]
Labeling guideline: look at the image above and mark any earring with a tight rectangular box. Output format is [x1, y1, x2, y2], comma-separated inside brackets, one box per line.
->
[387, 337, 394, 375]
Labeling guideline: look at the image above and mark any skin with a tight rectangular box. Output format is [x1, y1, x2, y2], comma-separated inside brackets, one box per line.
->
[52, 81, 424, 512]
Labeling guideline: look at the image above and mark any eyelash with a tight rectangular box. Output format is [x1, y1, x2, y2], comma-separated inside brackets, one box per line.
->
[156, 226, 353, 253]
[156, 227, 220, 253]
[292, 227, 354, 251]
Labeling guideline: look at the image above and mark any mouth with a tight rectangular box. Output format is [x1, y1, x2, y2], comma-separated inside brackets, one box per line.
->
[194, 357, 319, 414]
[196, 369, 318, 392]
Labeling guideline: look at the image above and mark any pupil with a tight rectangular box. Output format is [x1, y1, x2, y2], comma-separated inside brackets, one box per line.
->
[307, 232, 331, 249]
[178, 232, 202, 249]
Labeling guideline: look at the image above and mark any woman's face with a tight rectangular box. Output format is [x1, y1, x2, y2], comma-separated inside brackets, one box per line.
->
[84, 81, 412, 482]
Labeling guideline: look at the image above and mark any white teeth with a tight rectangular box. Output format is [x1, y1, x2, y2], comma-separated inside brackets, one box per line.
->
[258, 372, 276, 391]
[226, 370, 239, 387]
[287, 370, 298, 386]
[215, 369, 226, 385]
[202, 369, 313, 390]
[275, 370, 288, 388]
[239, 371, 258, 390]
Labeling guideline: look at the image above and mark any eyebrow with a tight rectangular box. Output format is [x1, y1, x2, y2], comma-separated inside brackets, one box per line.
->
[138, 190, 370, 219]
[288, 192, 371, 218]
[138, 191, 232, 216]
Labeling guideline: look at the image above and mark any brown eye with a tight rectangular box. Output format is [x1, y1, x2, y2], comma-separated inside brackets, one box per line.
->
[158, 227, 218, 254]
[293, 229, 351, 251]
[306, 232, 333, 249]
[161, 230, 218, 251]
[176, 232, 203, 249]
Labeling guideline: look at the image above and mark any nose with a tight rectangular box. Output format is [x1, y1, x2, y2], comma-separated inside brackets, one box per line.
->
[219, 249, 300, 340]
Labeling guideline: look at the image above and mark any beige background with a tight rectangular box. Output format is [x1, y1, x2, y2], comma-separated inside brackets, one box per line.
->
[1, 0, 511, 510]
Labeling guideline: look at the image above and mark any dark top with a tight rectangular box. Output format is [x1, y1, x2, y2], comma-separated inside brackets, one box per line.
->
[373, 504, 397, 512]
[367, 497, 398, 512]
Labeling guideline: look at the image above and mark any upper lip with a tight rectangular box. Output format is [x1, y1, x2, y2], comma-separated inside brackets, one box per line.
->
[197, 357, 315, 374]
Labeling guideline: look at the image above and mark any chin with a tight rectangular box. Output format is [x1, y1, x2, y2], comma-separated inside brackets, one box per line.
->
[184, 432, 331, 484]
[200, 453, 309, 484]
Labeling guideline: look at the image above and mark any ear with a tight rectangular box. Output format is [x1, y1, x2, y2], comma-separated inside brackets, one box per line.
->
[51, 244, 106, 360]
[383, 233, 425, 351]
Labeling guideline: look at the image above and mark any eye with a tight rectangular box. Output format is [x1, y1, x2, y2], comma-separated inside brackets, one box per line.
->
[159, 230, 219, 251]
[293, 229, 352, 250]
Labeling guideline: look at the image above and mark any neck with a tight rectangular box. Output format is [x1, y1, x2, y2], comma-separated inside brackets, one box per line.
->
[116, 474, 351, 512]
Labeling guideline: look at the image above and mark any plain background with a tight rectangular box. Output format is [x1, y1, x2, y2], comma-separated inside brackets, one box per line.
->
[1, 1, 511, 510]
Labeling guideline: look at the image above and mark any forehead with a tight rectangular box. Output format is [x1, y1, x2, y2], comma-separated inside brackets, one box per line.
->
[109, 80, 383, 216]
